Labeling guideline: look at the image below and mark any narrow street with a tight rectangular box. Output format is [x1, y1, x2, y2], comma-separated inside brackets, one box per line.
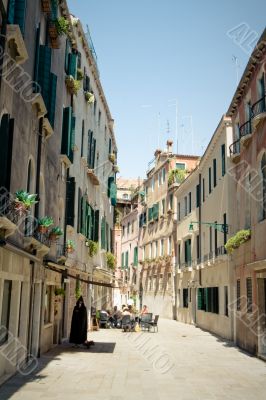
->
[1, 320, 266, 400]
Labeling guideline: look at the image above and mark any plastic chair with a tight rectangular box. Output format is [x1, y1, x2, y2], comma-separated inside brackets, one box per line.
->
[148, 315, 159, 332]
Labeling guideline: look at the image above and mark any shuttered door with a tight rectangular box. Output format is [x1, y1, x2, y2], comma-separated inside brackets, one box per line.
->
[66, 177, 75, 227]
[61, 107, 72, 161]
[134, 247, 138, 266]
[8, 0, 16, 24]
[48, 72, 57, 128]
[107, 177, 114, 197]
[94, 210, 99, 242]
[70, 113, 76, 162]
[87, 130, 93, 167]
[14, 0, 27, 35]
[110, 181, 117, 206]
[81, 196, 87, 236]
[68, 53, 77, 78]
[38, 45, 52, 110]
[90, 138, 96, 169]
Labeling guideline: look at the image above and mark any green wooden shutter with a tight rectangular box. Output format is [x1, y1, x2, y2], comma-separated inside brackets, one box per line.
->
[90, 138, 96, 168]
[148, 207, 153, 221]
[66, 177, 75, 227]
[122, 253, 124, 269]
[38, 45, 52, 109]
[48, 72, 57, 128]
[85, 202, 90, 239]
[0, 115, 13, 191]
[110, 181, 117, 206]
[101, 217, 106, 249]
[77, 188, 81, 233]
[61, 107, 72, 161]
[81, 196, 87, 235]
[197, 288, 202, 310]
[108, 177, 114, 197]
[14, 0, 26, 35]
[33, 26, 40, 92]
[68, 53, 77, 78]
[153, 203, 159, 220]
[134, 247, 138, 266]
[125, 251, 129, 268]
[87, 130, 93, 167]
[8, 0, 15, 24]
[51, 0, 58, 19]
[205, 288, 210, 312]
[71, 113, 76, 156]
[90, 207, 95, 240]
[106, 222, 109, 251]
[94, 210, 99, 242]
[221, 144, 226, 176]
[65, 39, 70, 73]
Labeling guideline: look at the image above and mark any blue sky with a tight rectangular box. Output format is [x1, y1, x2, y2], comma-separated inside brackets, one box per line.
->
[68, 0, 265, 178]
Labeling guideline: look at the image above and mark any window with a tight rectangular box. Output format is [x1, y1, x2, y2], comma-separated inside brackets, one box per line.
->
[149, 243, 152, 258]
[160, 239, 164, 256]
[132, 221, 134, 233]
[178, 244, 181, 265]
[178, 202, 181, 220]
[133, 247, 138, 266]
[127, 222, 130, 235]
[169, 193, 173, 210]
[81, 120, 85, 157]
[94, 99, 97, 115]
[224, 286, 228, 316]
[185, 239, 191, 265]
[209, 226, 212, 253]
[143, 246, 146, 261]
[125, 251, 129, 268]
[261, 153, 266, 220]
[188, 192, 191, 213]
[197, 288, 206, 310]
[154, 241, 158, 257]
[123, 193, 129, 199]
[246, 278, 253, 313]
[158, 171, 161, 187]
[176, 163, 185, 170]
[151, 177, 155, 192]
[196, 184, 200, 208]
[237, 280, 241, 311]
[167, 273, 172, 290]
[184, 196, 187, 216]
[258, 73, 265, 99]
[196, 235, 200, 261]
[209, 167, 212, 193]
[122, 253, 124, 268]
[44, 285, 52, 324]
[162, 168, 166, 183]
[0, 280, 12, 345]
[202, 178, 205, 202]
[221, 144, 226, 176]
[122, 225, 125, 237]
[205, 287, 219, 314]
[98, 110, 101, 126]
[183, 288, 189, 308]
[162, 198, 166, 214]
[168, 237, 172, 255]
[149, 276, 153, 291]
[213, 159, 217, 187]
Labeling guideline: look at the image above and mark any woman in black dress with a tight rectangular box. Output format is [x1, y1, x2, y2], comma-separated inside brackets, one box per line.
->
[69, 296, 94, 348]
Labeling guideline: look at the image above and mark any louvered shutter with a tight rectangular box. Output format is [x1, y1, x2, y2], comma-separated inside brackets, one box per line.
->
[68, 53, 77, 78]
[110, 181, 117, 206]
[7, 0, 15, 23]
[38, 45, 52, 109]
[197, 288, 202, 310]
[101, 217, 106, 249]
[90, 138, 96, 168]
[61, 107, 72, 161]
[94, 210, 99, 242]
[66, 177, 75, 227]
[87, 130, 93, 167]
[71, 113, 76, 159]
[48, 72, 57, 128]
[14, 0, 26, 35]
[51, 0, 58, 19]
[81, 196, 87, 236]
[108, 177, 114, 197]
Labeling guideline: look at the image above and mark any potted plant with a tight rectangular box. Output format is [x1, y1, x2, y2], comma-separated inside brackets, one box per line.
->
[41, 0, 51, 13]
[38, 216, 54, 234]
[66, 239, 75, 253]
[77, 68, 84, 81]
[84, 91, 95, 104]
[106, 251, 116, 270]
[54, 17, 70, 36]
[65, 76, 81, 95]
[109, 153, 115, 163]
[86, 240, 99, 257]
[54, 287, 65, 296]
[225, 229, 251, 254]
[49, 226, 63, 241]
[13, 190, 38, 216]
[113, 165, 120, 174]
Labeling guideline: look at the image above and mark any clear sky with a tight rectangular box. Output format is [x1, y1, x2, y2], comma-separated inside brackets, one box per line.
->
[68, 0, 265, 179]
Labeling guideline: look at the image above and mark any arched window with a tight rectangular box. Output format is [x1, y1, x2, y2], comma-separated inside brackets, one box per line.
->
[261, 153, 266, 220]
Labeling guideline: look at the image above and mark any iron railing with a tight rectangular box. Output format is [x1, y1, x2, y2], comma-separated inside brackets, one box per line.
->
[252, 94, 266, 118]
[239, 120, 252, 137]
[229, 139, 241, 156]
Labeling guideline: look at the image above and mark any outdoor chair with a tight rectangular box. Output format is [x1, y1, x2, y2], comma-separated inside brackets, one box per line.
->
[121, 315, 133, 332]
[99, 311, 109, 328]
[140, 313, 153, 331]
[148, 315, 159, 332]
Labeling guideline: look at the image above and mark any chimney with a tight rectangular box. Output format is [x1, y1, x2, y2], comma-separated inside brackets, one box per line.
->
[166, 140, 173, 153]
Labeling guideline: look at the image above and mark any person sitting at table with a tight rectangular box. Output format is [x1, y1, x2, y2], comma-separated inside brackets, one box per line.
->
[140, 305, 148, 316]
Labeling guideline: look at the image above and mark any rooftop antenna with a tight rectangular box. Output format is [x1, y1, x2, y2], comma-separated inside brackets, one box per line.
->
[232, 55, 240, 86]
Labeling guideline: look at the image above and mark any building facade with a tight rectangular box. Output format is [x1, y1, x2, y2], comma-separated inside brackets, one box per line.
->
[227, 29, 266, 357]
[0, 0, 117, 383]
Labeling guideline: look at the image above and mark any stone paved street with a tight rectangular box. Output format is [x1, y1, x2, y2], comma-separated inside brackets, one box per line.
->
[1, 319, 266, 400]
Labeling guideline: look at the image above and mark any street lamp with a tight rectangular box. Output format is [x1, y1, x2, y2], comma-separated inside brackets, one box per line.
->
[189, 221, 228, 233]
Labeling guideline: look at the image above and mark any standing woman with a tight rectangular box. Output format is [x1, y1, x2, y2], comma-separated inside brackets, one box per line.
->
[69, 296, 94, 348]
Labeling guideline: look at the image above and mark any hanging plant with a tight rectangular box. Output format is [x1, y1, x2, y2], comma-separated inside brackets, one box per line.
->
[84, 91, 95, 104]
[54, 287, 65, 296]
[106, 252, 116, 270]
[49, 226, 63, 241]
[76, 68, 84, 81]
[54, 17, 70, 36]
[38, 216, 54, 234]
[168, 168, 187, 186]
[109, 153, 115, 163]
[225, 229, 251, 254]
[14, 190, 38, 215]
[66, 239, 75, 253]
[65, 76, 81, 95]
[75, 286, 82, 299]
[87, 240, 99, 257]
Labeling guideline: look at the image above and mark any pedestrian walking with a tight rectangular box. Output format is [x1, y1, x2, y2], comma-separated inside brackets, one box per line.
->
[69, 296, 94, 348]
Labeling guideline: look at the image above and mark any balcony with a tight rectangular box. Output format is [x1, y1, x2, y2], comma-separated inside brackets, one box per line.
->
[87, 168, 100, 186]
[24, 222, 50, 258]
[252, 95, 266, 129]
[239, 120, 252, 147]
[202, 246, 227, 267]
[6, 24, 28, 65]
[0, 194, 19, 238]
[229, 139, 241, 163]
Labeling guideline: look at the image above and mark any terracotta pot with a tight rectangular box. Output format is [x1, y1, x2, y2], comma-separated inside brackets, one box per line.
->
[41, 0, 51, 12]
[38, 225, 48, 234]
[66, 247, 74, 253]
[48, 23, 58, 39]
[14, 201, 27, 216]
[49, 233, 58, 241]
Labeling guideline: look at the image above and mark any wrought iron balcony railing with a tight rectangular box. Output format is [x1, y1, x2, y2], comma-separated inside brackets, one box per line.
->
[252, 94, 266, 118]
[239, 120, 252, 137]
[229, 139, 241, 157]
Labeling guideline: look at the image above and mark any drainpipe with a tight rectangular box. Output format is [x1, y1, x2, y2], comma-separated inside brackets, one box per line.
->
[27, 261, 35, 360]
